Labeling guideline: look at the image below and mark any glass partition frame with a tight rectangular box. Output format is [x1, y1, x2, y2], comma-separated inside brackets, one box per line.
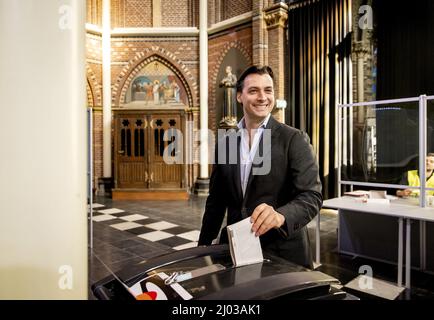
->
[338, 95, 434, 207]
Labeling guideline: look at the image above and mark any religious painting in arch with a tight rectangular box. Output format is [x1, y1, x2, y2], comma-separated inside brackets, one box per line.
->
[124, 61, 187, 107]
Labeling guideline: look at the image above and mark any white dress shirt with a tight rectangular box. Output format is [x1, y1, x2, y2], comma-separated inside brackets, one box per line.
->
[237, 113, 271, 196]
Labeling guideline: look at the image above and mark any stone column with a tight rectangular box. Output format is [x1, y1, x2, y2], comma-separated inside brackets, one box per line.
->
[194, 0, 210, 195]
[352, 41, 370, 176]
[353, 41, 370, 122]
[264, 2, 288, 123]
[101, 0, 112, 193]
[0, 0, 87, 298]
[252, 0, 268, 66]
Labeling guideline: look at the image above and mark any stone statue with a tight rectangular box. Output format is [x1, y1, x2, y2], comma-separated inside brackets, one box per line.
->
[219, 66, 238, 128]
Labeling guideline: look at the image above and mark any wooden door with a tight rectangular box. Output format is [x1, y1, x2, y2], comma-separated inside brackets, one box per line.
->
[114, 111, 184, 190]
[148, 114, 183, 189]
[115, 115, 148, 188]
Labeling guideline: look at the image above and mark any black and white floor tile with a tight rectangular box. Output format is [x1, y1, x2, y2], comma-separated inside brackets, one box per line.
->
[90, 203, 199, 251]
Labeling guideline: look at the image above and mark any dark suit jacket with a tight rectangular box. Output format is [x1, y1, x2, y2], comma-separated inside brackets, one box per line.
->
[198, 115, 323, 268]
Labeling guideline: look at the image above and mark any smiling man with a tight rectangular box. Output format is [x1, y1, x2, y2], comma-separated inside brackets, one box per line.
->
[198, 65, 322, 268]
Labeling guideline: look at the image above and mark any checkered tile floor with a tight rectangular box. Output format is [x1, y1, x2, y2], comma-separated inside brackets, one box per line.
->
[89, 203, 199, 251]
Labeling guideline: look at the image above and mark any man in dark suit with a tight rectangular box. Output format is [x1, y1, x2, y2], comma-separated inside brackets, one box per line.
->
[198, 65, 322, 268]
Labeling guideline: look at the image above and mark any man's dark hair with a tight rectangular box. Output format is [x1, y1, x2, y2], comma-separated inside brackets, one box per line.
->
[236, 65, 274, 93]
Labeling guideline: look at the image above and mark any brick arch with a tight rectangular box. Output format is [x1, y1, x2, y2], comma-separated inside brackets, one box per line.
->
[86, 79, 94, 107]
[86, 65, 101, 106]
[113, 48, 198, 108]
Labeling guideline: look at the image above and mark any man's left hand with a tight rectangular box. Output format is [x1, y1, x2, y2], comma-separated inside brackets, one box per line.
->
[250, 203, 285, 237]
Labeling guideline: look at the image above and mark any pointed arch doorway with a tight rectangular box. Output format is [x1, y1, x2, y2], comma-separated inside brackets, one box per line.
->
[112, 60, 191, 200]
[112, 109, 187, 200]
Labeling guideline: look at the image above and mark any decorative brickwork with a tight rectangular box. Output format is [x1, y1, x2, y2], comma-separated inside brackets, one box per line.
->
[87, 64, 102, 187]
[86, 67, 101, 105]
[161, 0, 189, 27]
[108, 0, 199, 28]
[87, 0, 103, 25]
[113, 47, 198, 108]
[221, 0, 252, 21]
[192, 0, 199, 27]
[252, 3, 267, 66]
[111, 0, 119, 27]
[86, 80, 94, 107]
[122, 0, 153, 28]
[86, 35, 102, 61]
[86, 33, 103, 106]
[92, 109, 104, 189]
[86, 64, 102, 106]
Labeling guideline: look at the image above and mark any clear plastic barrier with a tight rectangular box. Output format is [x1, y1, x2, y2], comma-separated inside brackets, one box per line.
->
[339, 96, 434, 204]
[340, 100, 419, 189]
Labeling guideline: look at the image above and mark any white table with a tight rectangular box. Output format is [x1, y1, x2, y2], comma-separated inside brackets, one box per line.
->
[322, 197, 434, 289]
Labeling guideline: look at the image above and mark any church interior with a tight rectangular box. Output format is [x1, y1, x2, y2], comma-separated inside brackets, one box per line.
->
[2, 0, 434, 302]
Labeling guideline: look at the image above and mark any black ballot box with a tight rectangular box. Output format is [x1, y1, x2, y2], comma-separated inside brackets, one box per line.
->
[91, 244, 358, 300]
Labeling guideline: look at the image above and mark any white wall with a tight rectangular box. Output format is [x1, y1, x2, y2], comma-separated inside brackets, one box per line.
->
[0, 0, 88, 299]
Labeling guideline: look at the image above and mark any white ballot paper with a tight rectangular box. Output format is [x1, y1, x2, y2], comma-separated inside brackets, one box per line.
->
[227, 217, 264, 267]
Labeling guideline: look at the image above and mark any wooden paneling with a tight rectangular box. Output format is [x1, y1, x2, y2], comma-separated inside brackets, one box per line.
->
[118, 162, 147, 188]
[149, 114, 183, 188]
[114, 109, 185, 191]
